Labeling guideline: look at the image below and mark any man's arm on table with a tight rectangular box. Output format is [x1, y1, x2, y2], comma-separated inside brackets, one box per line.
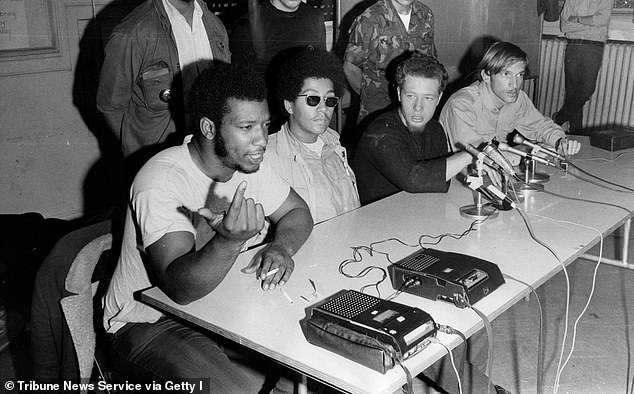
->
[145, 182, 312, 304]
[366, 130, 453, 193]
[515, 95, 581, 157]
[242, 187, 313, 290]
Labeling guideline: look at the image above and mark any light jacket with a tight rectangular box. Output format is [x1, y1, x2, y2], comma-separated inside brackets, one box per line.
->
[265, 124, 360, 223]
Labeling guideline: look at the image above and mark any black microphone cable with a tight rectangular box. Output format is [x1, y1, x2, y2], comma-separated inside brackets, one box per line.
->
[565, 160, 634, 193]
[511, 176, 632, 215]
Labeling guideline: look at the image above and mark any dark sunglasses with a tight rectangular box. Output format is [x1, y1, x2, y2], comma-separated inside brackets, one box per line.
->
[297, 95, 339, 108]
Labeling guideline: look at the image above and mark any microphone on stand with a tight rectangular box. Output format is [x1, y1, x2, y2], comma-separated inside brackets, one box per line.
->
[464, 175, 517, 210]
[461, 144, 505, 174]
[481, 141, 519, 179]
[464, 174, 498, 203]
[512, 132, 564, 161]
[497, 142, 557, 167]
[484, 183, 517, 209]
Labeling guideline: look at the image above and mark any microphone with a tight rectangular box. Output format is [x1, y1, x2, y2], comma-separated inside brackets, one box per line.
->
[481, 142, 518, 178]
[465, 175, 517, 209]
[485, 184, 517, 209]
[497, 142, 557, 167]
[462, 144, 505, 174]
[512, 133, 563, 160]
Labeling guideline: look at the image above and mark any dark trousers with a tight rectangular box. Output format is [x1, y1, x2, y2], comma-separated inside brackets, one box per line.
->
[554, 40, 605, 133]
[109, 317, 294, 393]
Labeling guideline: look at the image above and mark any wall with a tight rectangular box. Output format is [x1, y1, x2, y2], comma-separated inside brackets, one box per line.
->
[0, 0, 138, 219]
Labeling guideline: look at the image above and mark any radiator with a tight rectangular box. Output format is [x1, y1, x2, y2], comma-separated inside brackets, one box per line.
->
[537, 37, 634, 130]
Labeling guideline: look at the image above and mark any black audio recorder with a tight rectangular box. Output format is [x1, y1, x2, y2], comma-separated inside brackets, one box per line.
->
[388, 248, 505, 308]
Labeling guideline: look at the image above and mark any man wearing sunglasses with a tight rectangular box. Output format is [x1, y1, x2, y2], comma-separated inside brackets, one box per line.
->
[352, 53, 476, 205]
[265, 49, 360, 224]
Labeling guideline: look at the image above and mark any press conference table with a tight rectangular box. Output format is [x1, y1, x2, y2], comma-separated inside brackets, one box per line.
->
[141, 139, 634, 394]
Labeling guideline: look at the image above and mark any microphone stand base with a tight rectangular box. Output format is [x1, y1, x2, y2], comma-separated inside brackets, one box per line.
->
[526, 172, 550, 184]
[512, 182, 544, 197]
[519, 161, 550, 183]
[459, 205, 499, 220]
[488, 201, 514, 211]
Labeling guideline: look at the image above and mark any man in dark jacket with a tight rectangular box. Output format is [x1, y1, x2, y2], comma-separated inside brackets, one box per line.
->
[97, 0, 230, 165]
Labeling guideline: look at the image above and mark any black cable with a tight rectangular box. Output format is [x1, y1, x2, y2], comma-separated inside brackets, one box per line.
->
[339, 219, 492, 295]
[564, 168, 634, 193]
[417, 217, 491, 248]
[515, 177, 632, 215]
[338, 253, 388, 297]
[566, 160, 634, 192]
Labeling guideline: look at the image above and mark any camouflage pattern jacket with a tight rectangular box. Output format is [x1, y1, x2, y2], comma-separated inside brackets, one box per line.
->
[344, 0, 436, 122]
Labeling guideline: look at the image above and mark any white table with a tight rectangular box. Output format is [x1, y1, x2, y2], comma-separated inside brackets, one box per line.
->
[141, 140, 634, 394]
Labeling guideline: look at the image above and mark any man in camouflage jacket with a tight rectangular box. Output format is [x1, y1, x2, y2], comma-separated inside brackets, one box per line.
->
[343, 0, 436, 122]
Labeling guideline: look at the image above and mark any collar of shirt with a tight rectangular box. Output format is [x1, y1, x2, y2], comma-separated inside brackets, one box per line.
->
[475, 80, 504, 114]
[161, 0, 213, 68]
[380, 0, 428, 24]
[274, 123, 340, 157]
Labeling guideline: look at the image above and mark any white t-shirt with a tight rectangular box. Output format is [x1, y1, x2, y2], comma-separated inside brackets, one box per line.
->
[103, 136, 290, 333]
[161, 0, 214, 102]
[398, 10, 412, 32]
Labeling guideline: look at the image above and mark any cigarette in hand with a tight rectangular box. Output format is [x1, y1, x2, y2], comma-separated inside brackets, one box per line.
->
[264, 267, 279, 278]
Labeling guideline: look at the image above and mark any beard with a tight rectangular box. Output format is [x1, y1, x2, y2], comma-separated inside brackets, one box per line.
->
[406, 121, 427, 133]
[214, 129, 259, 174]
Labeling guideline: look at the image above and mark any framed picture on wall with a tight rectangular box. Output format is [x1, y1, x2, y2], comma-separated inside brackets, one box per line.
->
[0, 0, 70, 76]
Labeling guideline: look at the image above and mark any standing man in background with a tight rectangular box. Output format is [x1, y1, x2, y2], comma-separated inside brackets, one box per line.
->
[230, 0, 326, 133]
[230, 0, 326, 78]
[343, 0, 436, 123]
[97, 0, 230, 171]
[552, 0, 612, 135]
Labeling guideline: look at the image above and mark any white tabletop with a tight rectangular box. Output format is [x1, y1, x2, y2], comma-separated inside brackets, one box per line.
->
[141, 139, 634, 394]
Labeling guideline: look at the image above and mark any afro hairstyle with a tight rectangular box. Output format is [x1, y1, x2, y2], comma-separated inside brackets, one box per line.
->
[189, 62, 267, 133]
[276, 48, 346, 117]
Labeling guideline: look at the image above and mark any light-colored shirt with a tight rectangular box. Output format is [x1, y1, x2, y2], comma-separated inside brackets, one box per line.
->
[265, 124, 360, 224]
[560, 0, 612, 42]
[162, 0, 214, 97]
[103, 136, 290, 333]
[439, 81, 565, 153]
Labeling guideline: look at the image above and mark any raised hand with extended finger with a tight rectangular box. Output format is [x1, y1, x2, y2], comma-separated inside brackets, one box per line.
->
[198, 181, 265, 245]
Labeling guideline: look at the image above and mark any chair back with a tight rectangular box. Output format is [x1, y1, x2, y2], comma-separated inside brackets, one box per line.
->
[60, 233, 112, 392]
